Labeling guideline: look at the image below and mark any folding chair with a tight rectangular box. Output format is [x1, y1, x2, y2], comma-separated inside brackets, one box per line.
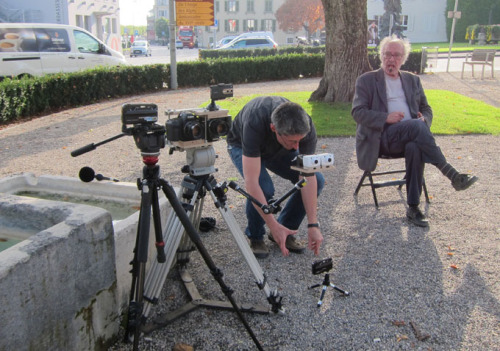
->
[354, 155, 430, 208]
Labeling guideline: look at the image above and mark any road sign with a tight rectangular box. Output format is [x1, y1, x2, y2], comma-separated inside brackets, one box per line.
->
[176, 0, 214, 26]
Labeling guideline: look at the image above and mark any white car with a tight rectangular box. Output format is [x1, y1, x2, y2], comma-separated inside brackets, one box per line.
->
[218, 36, 278, 50]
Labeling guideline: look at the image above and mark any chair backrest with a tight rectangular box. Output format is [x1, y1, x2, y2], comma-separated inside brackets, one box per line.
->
[470, 49, 496, 63]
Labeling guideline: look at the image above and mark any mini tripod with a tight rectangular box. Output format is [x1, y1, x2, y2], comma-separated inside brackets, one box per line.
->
[308, 258, 349, 308]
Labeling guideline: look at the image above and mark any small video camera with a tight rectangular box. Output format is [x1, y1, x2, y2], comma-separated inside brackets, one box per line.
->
[121, 103, 166, 154]
[292, 153, 334, 172]
[210, 83, 233, 101]
[312, 258, 333, 275]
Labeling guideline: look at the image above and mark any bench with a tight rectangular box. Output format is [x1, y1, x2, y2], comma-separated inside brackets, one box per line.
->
[461, 49, 496, 79]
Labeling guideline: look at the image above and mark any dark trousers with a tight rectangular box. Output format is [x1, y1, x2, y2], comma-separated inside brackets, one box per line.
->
[380, 119, 447, 206]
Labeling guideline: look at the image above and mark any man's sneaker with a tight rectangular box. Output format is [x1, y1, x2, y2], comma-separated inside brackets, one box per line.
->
[250, 240, 269, 259]
[268, 234, 306, 254]
[452, 174, 478, 191]
[406, 206, 429, 227]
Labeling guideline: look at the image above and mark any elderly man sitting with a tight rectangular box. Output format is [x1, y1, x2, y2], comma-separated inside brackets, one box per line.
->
[351, 35, 478, 227]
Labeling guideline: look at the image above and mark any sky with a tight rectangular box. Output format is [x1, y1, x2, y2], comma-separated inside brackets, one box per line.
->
[120, 0, 155, 26]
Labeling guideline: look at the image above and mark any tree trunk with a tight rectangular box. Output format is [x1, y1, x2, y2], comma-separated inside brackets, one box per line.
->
[309, 0, 372, 103]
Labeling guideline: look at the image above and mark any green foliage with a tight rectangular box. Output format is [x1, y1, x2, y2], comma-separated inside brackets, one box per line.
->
[465, 24, 500, 42]
[446, 0, 500, 42]
[0, 65, 168, 123]
[199, 45, 325, 59]
[155, 18, 169, 39]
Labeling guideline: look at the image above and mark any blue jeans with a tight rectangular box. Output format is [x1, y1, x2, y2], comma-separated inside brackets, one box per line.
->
[227, 145, 325, 241]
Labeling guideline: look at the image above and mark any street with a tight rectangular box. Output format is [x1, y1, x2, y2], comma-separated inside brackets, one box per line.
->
[124, 45, 199, 66]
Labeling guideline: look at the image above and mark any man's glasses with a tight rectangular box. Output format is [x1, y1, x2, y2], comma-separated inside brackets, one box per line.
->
[383, 52, 403, 60]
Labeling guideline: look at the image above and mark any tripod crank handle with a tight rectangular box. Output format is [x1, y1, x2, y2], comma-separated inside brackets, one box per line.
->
[155, 241, 166, 263]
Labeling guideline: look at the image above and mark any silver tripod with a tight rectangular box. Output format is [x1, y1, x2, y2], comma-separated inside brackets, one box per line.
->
[140, 144, 284, 334]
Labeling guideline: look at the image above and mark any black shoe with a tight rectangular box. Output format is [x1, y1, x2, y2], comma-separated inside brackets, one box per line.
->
[452, 174, 478, 191]
[268, 234, 306, 254]
[250, 240, 269, 259]
[406, 206, 429, 227]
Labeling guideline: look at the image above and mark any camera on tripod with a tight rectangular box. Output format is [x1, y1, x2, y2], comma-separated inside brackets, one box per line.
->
[121, 103, 166, 154]
[312, 258, 333, 275]
[165, 84, 233, 149]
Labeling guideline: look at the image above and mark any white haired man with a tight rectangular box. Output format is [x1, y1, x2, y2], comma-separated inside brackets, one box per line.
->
[352, 35, 478, 227]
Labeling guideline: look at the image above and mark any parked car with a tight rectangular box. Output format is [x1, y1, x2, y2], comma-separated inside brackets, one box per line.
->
[0, 23, 126, 79]
[130, 40, 151, 57]
[175, 40, 183, 49]
[214, 35, 237, 48]
[218, 36, 278, 50]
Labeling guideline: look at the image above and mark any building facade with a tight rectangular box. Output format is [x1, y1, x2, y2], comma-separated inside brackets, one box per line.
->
[0, 0, 122, 52]
[148, 0, 448, 48]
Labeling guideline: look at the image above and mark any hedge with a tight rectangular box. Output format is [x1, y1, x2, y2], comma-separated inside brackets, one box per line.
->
[0, 51, 423, 124]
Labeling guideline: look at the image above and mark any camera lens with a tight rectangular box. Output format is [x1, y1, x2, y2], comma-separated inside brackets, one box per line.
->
[208, 119, 229, 137]
[184, 121, 203, 140]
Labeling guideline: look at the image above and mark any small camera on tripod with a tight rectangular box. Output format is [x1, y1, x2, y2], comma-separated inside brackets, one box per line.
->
[121, 103, 166, 154]
[165, 84, 233, 149]
[312, 258, 333, 275]
[292, 153, 334, 173]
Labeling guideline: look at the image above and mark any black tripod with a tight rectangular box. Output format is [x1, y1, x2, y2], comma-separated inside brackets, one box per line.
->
[72, 131, 266, 351]
[309, 273, 350, 307]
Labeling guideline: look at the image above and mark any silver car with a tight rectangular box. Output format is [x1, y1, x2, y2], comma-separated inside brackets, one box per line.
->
[218, 36, 278, 50]
[130, 40, 151, 57]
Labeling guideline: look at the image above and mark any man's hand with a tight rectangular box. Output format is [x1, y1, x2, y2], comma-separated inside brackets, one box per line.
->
[308, 227, 323, 255]
[417, 111, 425, 122]
[386, 111, 404, 124]
[269, 222, 296, 256]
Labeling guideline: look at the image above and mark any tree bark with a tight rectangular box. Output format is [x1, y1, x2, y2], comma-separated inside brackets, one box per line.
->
[309, 0, 372, 103]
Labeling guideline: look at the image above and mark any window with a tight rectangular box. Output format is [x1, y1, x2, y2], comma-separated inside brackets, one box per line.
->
[74, 30, 101, 54]
[261, 19, 275, 32]
[226, 0, 239, 12]
[399, 15, 409, 31]
[247, 0, 254, 12]
[264, 0, 272, 12]
[286, 37, 294, 44]
[244, 19, 257, 32]
[75, 15, 83, 28]
[84, 16, 91, 32]
[112, 18, 117, 34]
[158, 10, 167, 17]
[225, 19, 239, 33]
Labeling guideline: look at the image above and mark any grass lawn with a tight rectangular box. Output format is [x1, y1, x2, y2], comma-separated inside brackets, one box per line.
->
[209, 91, 500, 136]
[406, 42, 500, 52]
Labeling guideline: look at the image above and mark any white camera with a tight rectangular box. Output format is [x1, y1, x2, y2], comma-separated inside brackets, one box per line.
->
[293, 153, 334, 172]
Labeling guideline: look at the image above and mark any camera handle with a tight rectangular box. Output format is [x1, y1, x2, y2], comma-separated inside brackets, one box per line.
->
[228, 179, 306, 215]
[71, 133, 127, 157]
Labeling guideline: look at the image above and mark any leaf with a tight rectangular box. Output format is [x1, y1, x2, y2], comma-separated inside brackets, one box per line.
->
[450, 264, 459, 269]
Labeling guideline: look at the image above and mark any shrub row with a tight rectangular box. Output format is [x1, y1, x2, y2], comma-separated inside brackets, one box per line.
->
[0, 51, 423, 124]
[199, 45, 325, 59]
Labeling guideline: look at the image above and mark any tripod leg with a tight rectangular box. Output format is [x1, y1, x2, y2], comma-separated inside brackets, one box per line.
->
[159, 178, 264, 351]
[330, 284, 350, 296]
[205, 181, 284, 314]
[142, 186, 201, 319]
[317, 285, 327, 308]
[125, 179, 153, 350]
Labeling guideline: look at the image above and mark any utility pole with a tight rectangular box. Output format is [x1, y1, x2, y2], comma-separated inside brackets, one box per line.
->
[169, 0, 178, 90]
[447, 0, 460, 72]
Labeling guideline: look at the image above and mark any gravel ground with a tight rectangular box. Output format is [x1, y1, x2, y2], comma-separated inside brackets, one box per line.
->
[1, 72, 499, 350]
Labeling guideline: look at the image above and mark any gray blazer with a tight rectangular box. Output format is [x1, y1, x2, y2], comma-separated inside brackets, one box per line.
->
[351, 68, 433, 171]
